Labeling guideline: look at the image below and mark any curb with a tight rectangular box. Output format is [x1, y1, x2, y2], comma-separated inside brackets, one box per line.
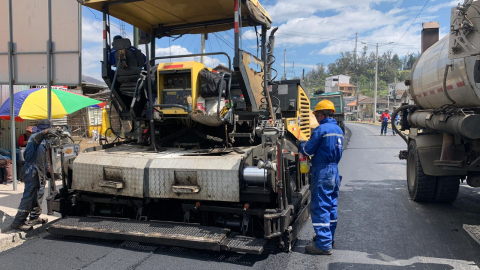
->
[0, 219, 57, 251]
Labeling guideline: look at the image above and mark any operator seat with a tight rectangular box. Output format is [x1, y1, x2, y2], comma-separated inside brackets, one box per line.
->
[112, 38, 144, 97]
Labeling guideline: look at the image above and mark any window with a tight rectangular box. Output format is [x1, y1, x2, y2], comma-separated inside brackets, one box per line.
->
[340, 87, 344, 90]
[348, 87, 352, 90]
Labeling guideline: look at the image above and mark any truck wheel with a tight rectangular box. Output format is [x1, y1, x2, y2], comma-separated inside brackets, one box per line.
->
[434, 176, 460, 203]
[407, 140, 436, 202]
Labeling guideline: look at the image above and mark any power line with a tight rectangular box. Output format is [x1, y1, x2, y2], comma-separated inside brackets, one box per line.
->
[391, 0, 430, 50]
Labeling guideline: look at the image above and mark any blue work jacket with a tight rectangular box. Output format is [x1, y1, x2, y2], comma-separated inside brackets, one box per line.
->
[22, 132, 49, 182]
[299, 117, 343, 168]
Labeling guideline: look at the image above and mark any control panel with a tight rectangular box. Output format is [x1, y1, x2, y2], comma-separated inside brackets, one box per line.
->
[162, 73, 192, 106]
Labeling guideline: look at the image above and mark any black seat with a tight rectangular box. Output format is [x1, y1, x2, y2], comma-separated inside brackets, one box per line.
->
[112, 38, 144, 97]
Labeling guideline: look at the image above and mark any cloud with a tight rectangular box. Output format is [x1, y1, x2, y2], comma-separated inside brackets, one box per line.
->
[318, 21, 424, 57]
[426, 0, 460, 13]
[267, 5, 407, 47]
[265, 0, 398, 23]
[82, 16, 133, 45]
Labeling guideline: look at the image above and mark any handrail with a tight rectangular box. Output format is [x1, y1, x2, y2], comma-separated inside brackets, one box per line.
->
[217, 72, 232, 119]
[151, 52, 231, 75]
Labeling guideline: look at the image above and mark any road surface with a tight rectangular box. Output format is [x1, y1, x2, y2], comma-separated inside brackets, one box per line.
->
[1, 123, 479, 269]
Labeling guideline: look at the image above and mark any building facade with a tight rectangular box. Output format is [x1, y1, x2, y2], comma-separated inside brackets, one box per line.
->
[325, 74, 351, 93]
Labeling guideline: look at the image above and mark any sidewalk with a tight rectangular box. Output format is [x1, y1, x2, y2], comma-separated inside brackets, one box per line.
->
[0, 181, 61, 251]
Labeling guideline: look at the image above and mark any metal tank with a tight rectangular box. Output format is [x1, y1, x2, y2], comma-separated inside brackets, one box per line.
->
[410, 35, 480, 109]
[410, 0, 480, 110]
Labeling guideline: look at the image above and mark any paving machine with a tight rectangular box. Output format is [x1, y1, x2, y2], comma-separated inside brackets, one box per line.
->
[46, 0, 312, 254]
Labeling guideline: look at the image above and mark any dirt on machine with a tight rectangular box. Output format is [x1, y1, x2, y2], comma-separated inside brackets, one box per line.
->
[45, 0, 314, 254]
[394, 0, 480, 244]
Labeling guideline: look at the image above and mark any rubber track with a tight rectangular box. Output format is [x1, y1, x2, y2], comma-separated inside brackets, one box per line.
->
[434, 176, 460, 203]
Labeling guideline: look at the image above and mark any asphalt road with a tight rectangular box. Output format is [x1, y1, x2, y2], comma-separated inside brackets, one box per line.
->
[1, 122, 480, 270]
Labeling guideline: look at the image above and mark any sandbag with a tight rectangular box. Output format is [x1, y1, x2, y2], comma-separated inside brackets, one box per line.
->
[199, 68, 227, 97]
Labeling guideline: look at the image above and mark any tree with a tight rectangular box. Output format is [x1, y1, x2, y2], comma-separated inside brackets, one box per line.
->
[302, 48, 419, 95]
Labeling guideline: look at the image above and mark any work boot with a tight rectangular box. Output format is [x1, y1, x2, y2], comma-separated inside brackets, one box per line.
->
[305, 244, 333, 255]
[28, 217, 48, 225]
[10, 223, 33, 231]
[312, 235, 334, 248]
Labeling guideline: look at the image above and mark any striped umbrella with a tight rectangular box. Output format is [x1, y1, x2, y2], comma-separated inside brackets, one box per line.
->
[0, 88, 102, 122]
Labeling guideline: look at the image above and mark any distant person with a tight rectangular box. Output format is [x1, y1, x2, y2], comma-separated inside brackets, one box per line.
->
[109, 35, 146, 68]
[18, 126, 33, 147]
[392, 114, 400, 136]
[380, 109, 391, 136]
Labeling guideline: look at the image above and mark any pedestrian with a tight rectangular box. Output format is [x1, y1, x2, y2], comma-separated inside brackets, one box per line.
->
[0, 130, 13, 184]
[10, 120, 56, 231]
[18, 126, 34, 147]
[380, 109, 391, 135]
[392, 114, 400, 136]
[299, 99, 343, 255]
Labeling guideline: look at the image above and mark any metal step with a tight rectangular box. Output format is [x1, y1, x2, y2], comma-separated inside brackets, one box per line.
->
[464, 224, 480, 245]
[220, 234, 267, 254]
[47, 217, 267, 254]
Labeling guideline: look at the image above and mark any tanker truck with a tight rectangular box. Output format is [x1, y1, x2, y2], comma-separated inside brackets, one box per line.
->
[394, 0, 480, 206]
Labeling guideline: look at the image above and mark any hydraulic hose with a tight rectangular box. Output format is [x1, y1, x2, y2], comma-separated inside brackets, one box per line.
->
[443, 64, 456, 105]
[391, 105, 417, 144]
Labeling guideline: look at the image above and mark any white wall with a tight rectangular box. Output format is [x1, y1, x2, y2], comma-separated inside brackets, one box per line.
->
[388, 82, 408, 96]
[325, 75, 350, 92]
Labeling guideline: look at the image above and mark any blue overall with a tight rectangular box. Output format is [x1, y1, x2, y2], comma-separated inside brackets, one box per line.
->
[13, 131, 48, 224]
[300, 117, 343, 251]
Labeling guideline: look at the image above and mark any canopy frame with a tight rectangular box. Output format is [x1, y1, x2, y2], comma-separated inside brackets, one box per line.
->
[88, 0, 276, 151]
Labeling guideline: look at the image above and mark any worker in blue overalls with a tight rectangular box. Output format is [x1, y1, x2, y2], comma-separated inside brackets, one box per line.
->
[11, 120, 56, 231]
[300, 99, 343, 255]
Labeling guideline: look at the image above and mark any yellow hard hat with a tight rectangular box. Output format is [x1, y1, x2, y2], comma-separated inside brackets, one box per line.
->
[314, 99, 335, 113]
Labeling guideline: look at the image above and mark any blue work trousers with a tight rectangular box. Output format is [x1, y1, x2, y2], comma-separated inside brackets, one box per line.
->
[393, 120, 398, 135]
[311, 164, 341, 251]
[381, 121, 388, 134]
[13, 167, 45, 224]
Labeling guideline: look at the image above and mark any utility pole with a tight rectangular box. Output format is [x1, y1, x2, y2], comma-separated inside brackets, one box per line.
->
[394, 75, 397, 107]
[373, 43, 379, 123]
[200, 33, 207, 64]
[356, 82, 360, 119]
[284, 49, 286, 80]
[354, 33, 358, 72]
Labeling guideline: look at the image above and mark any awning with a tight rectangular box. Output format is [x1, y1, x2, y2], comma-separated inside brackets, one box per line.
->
[78, 0, 272, 36]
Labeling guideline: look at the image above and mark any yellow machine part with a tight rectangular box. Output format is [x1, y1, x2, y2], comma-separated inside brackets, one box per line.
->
[156, 61, 205, 115]
[285, 85, 311, 141]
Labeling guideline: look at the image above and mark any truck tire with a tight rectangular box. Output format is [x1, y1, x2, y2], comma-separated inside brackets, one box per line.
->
[434, 176, 460, 203]
[407, 140, 436, 202]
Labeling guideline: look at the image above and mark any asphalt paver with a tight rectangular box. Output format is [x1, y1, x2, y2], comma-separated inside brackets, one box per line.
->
[1, 123, 479, 269]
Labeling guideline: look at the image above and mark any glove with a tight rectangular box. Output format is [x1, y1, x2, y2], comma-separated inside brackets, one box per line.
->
[44, 128, 59, 138]
[297, 140, 306, 148]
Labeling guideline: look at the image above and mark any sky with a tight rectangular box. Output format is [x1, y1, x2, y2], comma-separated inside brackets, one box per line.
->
[81, 0, 460, 81]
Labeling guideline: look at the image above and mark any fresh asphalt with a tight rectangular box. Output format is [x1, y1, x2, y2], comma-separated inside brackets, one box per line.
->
[0, 122, 479, 270]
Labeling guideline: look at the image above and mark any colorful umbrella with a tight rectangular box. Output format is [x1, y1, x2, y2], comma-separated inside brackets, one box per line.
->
[0, 88, 102, 122]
